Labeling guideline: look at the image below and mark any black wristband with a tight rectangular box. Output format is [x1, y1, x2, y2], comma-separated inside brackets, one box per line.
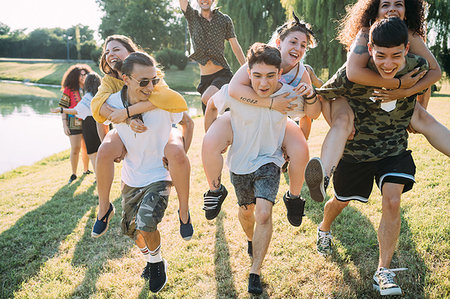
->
[126, 106, 131, 118]
[303, 90, 317, 100]
[397, 78, 402, 89]
[60, 107, 63, 113]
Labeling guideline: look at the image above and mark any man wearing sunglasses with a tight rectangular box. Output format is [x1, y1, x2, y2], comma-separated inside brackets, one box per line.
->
[104, 52, 193, 293]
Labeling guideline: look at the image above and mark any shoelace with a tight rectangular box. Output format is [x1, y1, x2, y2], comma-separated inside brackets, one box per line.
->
[319, 232, 332, 247]
[203, 195, 220, 210]
[378, 268, 408, 285]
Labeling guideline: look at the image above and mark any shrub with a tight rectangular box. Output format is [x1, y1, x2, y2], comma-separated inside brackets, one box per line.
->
[154, 49, 171, 69]
[169, 49, 188, 70]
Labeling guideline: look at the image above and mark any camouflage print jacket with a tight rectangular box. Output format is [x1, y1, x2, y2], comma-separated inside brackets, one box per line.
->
[317, 53, 429, 163]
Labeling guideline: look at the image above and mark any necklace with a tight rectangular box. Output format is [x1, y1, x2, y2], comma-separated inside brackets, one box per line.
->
[287, 63, 300, 85]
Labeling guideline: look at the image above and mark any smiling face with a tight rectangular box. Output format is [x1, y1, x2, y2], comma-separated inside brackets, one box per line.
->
[78, 69, 88, 88]
[277, 31, 307, 73]
[377, 0, 406, 21]
[105, 40, 132, 70]
[248, 62, 282, 98]
[368, 43, 409, 79]
[197, 0, 214, 11]
[123, 64, 157, 104]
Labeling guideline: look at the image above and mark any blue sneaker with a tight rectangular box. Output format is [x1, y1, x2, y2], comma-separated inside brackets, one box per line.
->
[91, 203, 115, 238]
[179, 210, 194, 241]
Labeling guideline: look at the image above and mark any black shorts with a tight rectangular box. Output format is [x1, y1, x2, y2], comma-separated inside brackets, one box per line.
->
[333, 150, 416, 203]
[82, 116, 101, 154]
[197, 68, 233, 114]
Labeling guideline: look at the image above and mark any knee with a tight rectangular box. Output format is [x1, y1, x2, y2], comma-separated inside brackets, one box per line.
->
[239, 205, 254, 219]
[201, 94, 212, 105]
[71, 144, 81, 154]
[332, 110, 354, 134]
[383, 195, 401, 213]
[165, 143, 187, 164]
[97, 141, 120, 161]
[255, 208, 271, 225]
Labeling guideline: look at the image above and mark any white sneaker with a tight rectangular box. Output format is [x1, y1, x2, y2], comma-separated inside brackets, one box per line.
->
[316, 227, 333, 256]
[373, 267, 407, 296]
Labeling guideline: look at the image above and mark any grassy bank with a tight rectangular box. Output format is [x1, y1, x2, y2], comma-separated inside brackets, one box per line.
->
[0, 59, 200, 92]
[0, 88, 449, 298]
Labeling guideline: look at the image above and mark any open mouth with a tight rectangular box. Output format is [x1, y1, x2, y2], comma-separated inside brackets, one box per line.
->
[289, 52, 299, 59]
[381, 67, 396, 75]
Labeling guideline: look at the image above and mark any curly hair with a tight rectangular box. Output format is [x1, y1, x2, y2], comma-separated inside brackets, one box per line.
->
[60, 64, 92, 91]
[99, 35, 140, 77]
[338, 0, 427, 50]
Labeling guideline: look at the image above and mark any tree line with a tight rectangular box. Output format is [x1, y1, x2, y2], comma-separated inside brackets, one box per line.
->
[0, 0, 448, 76]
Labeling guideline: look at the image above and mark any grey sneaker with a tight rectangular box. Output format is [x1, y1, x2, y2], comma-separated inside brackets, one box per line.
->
[305, 158, 328, 202]
[373, 267, 407, 296]
[316, 227, 333, 256]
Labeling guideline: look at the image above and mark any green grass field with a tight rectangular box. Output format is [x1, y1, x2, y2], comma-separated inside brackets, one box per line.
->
[0, 59, 200, 92]
[0, 84, 448, 298]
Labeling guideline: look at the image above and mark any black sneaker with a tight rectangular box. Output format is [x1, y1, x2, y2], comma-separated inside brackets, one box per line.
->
[305, 157, 327, 202]
[149, 259, 168, 293]
[247, 240, 253, 257]
[178, 210, 194, 241]
[283, 191, 306, 227]
[248, 273, 263, 295]
[141, 262, 151, 280]
[203, 185, 228, 220]
[68, 174, 77, 184]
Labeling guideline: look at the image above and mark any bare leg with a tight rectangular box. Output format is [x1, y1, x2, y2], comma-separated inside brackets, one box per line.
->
[319, 196, 349, 232]
[321, 97, 354, 177]
[68, 134, 82, 175]
[95, 129, 126, 219]
[238, 204, 255, 241]
[80, 137, 90, 172]
[410, 102, 450, 157]
[201, 85, 220, 114]
[201, 113, 233, 191]
[164, 128, 191, 223]
[250, 198, 273, 275]
[299, 115, 312, 140]
[88, 152, 97, 174]
[139, 230, 161, 251]
[378, 183, 403, 268]
[283, 120, 309, 196]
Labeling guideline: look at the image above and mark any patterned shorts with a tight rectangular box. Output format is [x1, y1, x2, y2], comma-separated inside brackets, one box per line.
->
[121, 181, 172, 239]
[230, 163, 281, 206]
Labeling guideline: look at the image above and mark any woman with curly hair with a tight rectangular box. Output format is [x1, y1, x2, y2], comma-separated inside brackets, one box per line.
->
[305, 0, 448, 203]
[59, 64, 93, 184]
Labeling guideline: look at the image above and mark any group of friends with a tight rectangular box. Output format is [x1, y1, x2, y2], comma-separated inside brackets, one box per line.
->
[52, 0, 449, 296]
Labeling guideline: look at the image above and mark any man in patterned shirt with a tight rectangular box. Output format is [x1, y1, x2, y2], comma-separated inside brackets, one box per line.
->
[315, 18, 429, 296]
[179, 0, 246, 114]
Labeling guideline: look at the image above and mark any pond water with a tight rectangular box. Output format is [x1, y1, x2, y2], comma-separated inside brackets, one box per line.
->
[0, 82, 201, 174]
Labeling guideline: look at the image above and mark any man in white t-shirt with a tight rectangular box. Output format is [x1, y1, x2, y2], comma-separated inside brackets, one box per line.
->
[104, 52, 192, 294]
[204, 43, 320, 295]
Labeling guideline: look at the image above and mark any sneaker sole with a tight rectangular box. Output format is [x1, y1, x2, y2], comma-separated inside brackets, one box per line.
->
[305, 158, 326, 202]
[91, 206, 115, 238]
[373, 284, 402, 296]
[283, 196, 305, 227]
[151, 259, 168, 293]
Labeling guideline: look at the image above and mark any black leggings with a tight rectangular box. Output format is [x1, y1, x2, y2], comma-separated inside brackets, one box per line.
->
[82, 116, 101, 155]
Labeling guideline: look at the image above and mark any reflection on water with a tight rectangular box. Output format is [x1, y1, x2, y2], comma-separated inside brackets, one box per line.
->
[0, 83, 69, 174]
[0, 82, 202, 174]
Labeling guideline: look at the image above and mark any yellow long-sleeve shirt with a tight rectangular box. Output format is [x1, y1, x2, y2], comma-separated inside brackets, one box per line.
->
[91, 73, 187, 123]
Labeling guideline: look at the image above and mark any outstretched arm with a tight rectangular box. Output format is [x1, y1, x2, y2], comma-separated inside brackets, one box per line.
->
[51, 107, 78, 115]
[179, 0, 188, 12]
[228, 37, 246, 66]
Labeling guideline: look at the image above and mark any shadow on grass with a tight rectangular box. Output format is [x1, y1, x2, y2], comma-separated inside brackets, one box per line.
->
[0, 176, 96, 298]
[214, 212, 239, 298]
[69, 196, 134, 298]
[305, 194, 427, 298]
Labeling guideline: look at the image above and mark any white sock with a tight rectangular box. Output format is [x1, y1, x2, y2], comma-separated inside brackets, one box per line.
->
[148, 245, 162, 263]
[139, 246, 150, 261]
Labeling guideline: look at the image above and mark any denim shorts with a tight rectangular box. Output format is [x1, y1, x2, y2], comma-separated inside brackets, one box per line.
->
[230, 163, 281, 206]
[121, 181, 172, 239]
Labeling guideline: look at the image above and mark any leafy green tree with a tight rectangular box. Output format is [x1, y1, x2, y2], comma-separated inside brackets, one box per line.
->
[218, 0, 286, 71]
[428, 0, 450, 76]
[0, 22, 10, 35]
[96, 0, 185, 51]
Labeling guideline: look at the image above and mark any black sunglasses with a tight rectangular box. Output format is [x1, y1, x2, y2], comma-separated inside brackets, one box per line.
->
[129, 75, 160, 87]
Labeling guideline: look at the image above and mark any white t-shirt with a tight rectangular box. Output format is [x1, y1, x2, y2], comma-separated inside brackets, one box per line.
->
[106, 90, 183, 187]
[214, 83, 297, 174]
[73, 92, 94, 120]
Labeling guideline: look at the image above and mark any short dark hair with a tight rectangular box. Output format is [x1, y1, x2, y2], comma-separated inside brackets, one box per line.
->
[83, 72, 102, 95]
[370, 17, 408, 48]
[247, 43, 281, 70]
[115, 52, 157, 76]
